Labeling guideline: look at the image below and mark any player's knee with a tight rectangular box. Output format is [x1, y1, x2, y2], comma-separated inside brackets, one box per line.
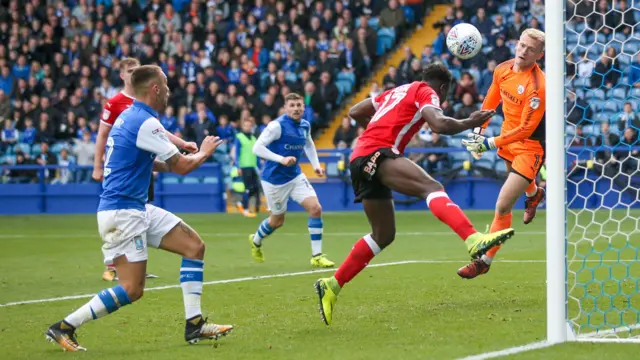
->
[373, 227, 395, 248]
[307, 202, 322, 217]
[420, 182, 445, 199]
[184, 239, 206, 259]
[121, 282, 144, 302]
[269, 215, 285, 229]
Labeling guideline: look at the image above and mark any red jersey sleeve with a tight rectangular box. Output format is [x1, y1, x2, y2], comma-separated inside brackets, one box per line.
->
[101, 101, 118, 126]
[415, 83, 441, 112]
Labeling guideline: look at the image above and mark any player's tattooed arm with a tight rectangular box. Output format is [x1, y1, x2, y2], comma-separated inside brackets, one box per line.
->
[348, 98, 376, 129]
[421, 107, 495, 135]
[152, 153, 180, 173]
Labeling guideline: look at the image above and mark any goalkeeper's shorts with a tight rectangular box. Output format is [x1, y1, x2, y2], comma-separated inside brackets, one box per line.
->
[497, 140, 545, 183]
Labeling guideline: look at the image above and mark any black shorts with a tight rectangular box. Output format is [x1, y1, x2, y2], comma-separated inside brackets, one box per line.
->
[241, 167, 260, 193]
[349, 148, 402, 203]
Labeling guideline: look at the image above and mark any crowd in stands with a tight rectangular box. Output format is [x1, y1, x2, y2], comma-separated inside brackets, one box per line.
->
[334, 0, 639, 176]
[0, 0, 426, 184]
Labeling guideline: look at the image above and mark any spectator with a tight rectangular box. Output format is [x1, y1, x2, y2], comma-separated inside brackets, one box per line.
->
[369, 82, 382, 99]
[507, 12, 526, 42]
[72, 131, 95, 183]
[0, 89, 10, 119]
[616, 127, 639, 175]
[420, 45, 438, 67]
[455, 72, 479, 103]
[570, 125, 592, 146]
[489, 14, 508, 46]
[379, 0, 406, 31]
[351, 126, 365, 150]
[21, 118, 37, 145]
[478, 60, 497, 95]
[35, 141, 57, 183]
[383, 66, 399, 88]
[53, 148, 74, 185]
[216, 115, 236, 142]
[591, 51, 620, 89]
[455, 93, 478, 119]
[490, 36, 512, 65]
[355, 28, 375, 72]
[193, 109, 217, 146]
[577, 54, 596, 79]
[397, 46, 416, 83]
[471, 8, 492, 39]
[566, 92, 593, 125]
[424, 133, 450, 173]
[594, 122, 620, 163]
[333, 117, 356, 148]
[629, 53, 640, 88]
[8, 151, 37, 184]
[318, 72, 339, 119]
[614, 103, 640, 132]
[0, 66, 13, 96]
[1, 119, 18, 153]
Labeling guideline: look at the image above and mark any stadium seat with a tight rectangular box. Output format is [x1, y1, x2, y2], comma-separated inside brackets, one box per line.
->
[495, 161, 507, 173]
[51, 143, 67, 154]
[14, 143, 30, 154]
[603, 101, 619, 113]
[203, 176, 219, 184]
[586, 89, 606, 100]
[593, 113, 610, 123]
[573, 77, 590, 88]
[608, 88, 628, 100]
[368, 17, 380, 30]
[325, 162, 339, 177]
[182, 176, 200, 184]
[161, 176, 180, 184]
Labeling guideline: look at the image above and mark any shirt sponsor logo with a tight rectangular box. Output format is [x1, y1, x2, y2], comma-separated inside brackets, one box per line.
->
[284, 144, 305, 150]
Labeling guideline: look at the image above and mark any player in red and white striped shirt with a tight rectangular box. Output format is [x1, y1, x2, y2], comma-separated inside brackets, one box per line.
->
[93, 58, 197, 281]
[314, 64, 516, 325]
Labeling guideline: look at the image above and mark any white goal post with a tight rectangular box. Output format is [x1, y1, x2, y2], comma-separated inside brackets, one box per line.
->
[548, 0, 640, 345]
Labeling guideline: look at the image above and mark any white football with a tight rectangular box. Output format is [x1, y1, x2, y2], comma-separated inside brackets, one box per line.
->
[446, 23, 483, 59]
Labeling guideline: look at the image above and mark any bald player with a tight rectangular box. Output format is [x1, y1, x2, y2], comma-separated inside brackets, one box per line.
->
[459, 28, 546, 279]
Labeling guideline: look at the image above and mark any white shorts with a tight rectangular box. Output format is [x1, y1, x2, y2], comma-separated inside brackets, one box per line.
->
[261, 174, 317, 215]
[97, 204, 182, 265]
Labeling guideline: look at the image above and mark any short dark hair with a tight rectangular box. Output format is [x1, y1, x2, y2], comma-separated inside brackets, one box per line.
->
[421, 63, 453, 86]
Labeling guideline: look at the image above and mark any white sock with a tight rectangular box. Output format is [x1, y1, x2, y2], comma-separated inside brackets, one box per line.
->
[180, 258, 204, 320]
[309, 217, 323, 256]
[481, 254, 493, 265]
[64, 285, 131, 328]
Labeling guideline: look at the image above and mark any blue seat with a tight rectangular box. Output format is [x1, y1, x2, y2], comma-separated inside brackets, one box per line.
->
[182, 176, 200, 184]
[608, 87, 628, 100]
[593, 113, 610, 123]
[51, 143, 67, 154]
[203, 176, 218, 184]
[285, 72, 297, 83]
[574, 77, 590, 88]
[368, 17, 379, 30]
[589, 99, 606, 113]
[495, 161, 507, 173]
[162, 176, 180, 184]
[337, 71, 355, 85]
[603, 101, 619, 113]
[402, 6, 415, 24]
[325, 162, 339, 177]
[586, 89, 606, 100]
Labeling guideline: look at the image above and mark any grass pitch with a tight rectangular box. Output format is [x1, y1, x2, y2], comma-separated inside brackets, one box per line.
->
[1, 210, 639, 359]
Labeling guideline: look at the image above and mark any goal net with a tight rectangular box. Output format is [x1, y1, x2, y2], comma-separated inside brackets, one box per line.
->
[561, 0, 640, 342]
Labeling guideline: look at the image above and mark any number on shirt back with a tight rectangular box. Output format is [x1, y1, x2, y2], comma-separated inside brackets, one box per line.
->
[370, 85, 410, 123]
[104, 137, 114, 177]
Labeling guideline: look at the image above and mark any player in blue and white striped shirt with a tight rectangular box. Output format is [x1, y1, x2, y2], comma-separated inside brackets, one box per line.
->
[249, 93, 334, 268]
[44, 66, 233, 352]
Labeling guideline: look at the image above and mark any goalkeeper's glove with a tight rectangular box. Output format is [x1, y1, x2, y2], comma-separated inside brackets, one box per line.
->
[461, 131, 496, 155]
[463, 128, 493, 159]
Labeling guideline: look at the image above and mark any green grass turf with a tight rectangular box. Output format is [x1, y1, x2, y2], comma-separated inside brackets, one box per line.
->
[0, 210, 639, 359]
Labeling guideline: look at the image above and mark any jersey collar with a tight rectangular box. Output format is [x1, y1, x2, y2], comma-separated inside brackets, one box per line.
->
[133, 100, 159, 118]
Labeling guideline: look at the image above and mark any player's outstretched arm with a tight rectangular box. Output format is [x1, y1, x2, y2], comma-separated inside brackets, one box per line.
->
[166, 130, 198, 153]
[252, 121, 295, 166]
[348, 97, 377, 129]
[92, 122, 111, 181]
[421, 106, 495, 135]
[304, 131, 324, 176]
[153, 136, 222, 175]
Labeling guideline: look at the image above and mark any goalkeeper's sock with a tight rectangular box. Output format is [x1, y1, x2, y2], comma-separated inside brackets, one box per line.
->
[525, 182, 538, 197]
[180, 258, 204, 320]
[334, 234, 380, 289]
[252, 218, 275, 247]
[64, 285, 131, 328]
[426, 191, 477, 241]
[485, 212, 513, 259]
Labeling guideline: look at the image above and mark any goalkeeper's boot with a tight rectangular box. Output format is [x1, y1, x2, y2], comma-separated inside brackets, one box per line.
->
[45, 321, 86, 352]
[249, 234, 264, 263]
[243, 210, 257, 218]
[310, 254, 335, 268]
[102, 267, 116, 281]
[314, 277, 339, 325]
[185, 315, 234, 344]
[523, 187, 546, 225]
[466, 228, 514, 259]
[457, 258, 491, 279]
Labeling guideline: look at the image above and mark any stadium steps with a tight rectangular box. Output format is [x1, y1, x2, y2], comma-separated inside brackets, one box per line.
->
[302, 5, 450, 181]
[313, 5, 451, 151]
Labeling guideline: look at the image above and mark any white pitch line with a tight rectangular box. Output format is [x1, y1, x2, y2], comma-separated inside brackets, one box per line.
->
[0, 260, 423, 308]
[456, 341, 553, 360]
[1, 258, 635, 308]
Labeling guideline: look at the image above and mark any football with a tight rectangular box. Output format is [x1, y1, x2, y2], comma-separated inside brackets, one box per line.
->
[446, 23, 483, 59]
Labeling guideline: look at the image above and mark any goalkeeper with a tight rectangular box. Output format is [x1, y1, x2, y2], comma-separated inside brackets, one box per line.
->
[458, 29, 547, 279]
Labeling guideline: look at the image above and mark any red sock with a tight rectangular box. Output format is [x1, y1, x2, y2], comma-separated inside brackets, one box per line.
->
[427, 191, 477, 241]
[334, 235, 381, 287]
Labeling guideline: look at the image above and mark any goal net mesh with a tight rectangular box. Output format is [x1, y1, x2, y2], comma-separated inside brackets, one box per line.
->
[566, 0, 640, 339]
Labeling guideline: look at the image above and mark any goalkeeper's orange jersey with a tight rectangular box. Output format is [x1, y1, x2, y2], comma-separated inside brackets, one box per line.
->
[481, 59, 546, 148]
